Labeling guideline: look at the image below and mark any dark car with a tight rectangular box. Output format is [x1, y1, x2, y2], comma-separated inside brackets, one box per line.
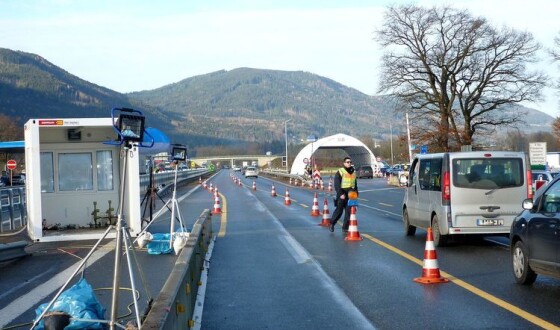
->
[357, 165, 373, 179]
[510, 176, 560, 284]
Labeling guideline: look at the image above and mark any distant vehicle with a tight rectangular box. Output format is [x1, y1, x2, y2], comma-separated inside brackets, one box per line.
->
[244, 166, 258, 178]
[403, 151, 531, 246]
[233, 166, 241, 172]
[356, 165, 374, 179]
[12, 174, 25, 185]
[511, 176, 560, 284]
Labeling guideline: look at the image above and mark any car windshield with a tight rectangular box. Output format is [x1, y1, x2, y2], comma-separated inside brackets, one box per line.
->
[452, 158, 523, 189]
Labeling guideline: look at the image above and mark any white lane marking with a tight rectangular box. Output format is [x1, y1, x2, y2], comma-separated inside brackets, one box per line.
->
[0, 267, 55, 301]
[278, 234, 311, 264]
[0, 240, 115, 328]
[360, 204, 402, 217]
[248, 194, 375, 329]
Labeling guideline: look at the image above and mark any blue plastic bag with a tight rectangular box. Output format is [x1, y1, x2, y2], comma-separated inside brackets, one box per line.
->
[147, 233, 173, 255]
[34, 277, 106, 329]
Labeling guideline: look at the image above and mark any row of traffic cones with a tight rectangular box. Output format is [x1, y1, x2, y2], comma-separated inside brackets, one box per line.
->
[213, 175, 447, 285]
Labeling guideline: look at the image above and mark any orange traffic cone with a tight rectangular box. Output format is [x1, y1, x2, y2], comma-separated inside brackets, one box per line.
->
[294, 179, 298, 186]
[345, 206, 363, 241]
[289, 178, 293, 185]
[209, 183, 214, 193]
[319, 198, 331, 227]
[284, 189, 291, 205]
[199, 176, 202, 184]
[271, 184, 277, 197]
[310, 193, 320, 216]
[202, 181, 208, 189]
[328, 180, 333, 192]
[212, 193, 222, 214]
[238, 178, 243, 187]
[252, 181, 256, 191]
[414, 228, 448, 284]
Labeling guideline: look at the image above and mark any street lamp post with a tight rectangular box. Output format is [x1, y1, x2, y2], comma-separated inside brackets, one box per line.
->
[306, 134, 318, 172]
[285, 119, 291, 173]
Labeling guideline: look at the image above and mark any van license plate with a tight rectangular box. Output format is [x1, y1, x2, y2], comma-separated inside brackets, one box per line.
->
[477, 219, 503, 226]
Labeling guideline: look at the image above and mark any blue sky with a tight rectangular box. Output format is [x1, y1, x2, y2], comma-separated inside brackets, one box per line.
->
[1, 0, 558, 115]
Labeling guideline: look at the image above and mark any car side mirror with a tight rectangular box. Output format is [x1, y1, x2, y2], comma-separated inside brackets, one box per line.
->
[522, 198, 533, 210]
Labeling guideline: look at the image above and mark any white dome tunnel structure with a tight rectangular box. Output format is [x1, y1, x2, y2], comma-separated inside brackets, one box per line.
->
[290, 133, 379, 175]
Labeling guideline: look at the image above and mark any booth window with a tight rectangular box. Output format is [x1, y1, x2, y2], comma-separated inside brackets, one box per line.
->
[40, 152, 54, 193]
[96, 150, 113, 191]
[58, 153, 93, 191]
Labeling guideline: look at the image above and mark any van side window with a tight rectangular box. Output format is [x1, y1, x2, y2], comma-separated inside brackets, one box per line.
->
[417, 159, 441, 191]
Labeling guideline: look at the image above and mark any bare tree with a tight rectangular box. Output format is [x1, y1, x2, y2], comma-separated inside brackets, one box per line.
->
[0, 115, 23, 141]
[375, 5, 548, 151]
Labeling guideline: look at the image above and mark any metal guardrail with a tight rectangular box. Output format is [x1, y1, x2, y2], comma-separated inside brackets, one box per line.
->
[139, 168, 209, 192]
[260, 169, 306, 182]
[142, 209, 213, 329]
[0, 186, 26, 233]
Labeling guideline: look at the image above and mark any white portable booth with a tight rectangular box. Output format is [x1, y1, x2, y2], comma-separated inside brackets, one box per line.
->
[24, 118, 142, 242]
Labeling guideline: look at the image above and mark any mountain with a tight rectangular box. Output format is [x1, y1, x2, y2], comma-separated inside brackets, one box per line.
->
[0, 48, 171, 131]
[0, 48, 554, 154]
[127, 68, 393, 143]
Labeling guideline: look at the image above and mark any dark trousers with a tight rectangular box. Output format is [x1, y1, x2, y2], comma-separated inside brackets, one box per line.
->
[331, 197, 351, 230]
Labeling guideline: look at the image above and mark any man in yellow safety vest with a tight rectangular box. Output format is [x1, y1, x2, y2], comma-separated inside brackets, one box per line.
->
[329, 157, 358, 232]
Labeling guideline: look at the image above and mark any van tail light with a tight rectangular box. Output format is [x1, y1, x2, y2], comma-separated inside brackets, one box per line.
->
[442, 171, 450, 204]
[527, 169, 533, 199]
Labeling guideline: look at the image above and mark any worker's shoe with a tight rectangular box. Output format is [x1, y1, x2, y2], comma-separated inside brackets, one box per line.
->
[329, 221, 335, 232]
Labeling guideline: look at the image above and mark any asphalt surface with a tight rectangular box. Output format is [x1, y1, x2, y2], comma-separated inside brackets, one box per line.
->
[3, 170, 560, 329]
[201, 170, 560, 330]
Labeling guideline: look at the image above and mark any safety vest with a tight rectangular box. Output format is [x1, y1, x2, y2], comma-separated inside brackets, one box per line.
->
[338, 168, 356, 189]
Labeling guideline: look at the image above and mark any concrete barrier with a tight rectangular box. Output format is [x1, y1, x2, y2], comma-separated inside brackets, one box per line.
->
[142, 209, 213, 329]
[0, 240, 29, 262]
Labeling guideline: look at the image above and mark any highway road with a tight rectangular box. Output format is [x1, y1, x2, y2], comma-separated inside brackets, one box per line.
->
[2, 169, 560, 329]
[202, 170, 560, 330]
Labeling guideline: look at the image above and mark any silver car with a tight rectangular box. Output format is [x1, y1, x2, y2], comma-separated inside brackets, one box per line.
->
[244, 166, 258, 178]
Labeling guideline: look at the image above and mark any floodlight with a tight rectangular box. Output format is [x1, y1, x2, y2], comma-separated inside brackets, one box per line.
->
[171, 144, 187, 161]
[113, 108, 145, 142]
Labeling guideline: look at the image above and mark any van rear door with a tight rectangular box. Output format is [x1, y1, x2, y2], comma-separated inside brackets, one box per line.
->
[449, 153, 526, 234]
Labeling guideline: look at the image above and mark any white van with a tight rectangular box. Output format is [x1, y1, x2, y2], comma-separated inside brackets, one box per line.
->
[402, 151, 532, 246]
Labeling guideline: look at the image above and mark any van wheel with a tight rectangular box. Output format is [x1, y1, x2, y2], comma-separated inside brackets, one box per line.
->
[512, 241, 537, 285]
[403, 209, 416, 236]
[431, 215, 447, 247]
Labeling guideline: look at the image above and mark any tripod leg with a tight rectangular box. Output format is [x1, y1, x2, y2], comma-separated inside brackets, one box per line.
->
[122, 226, 142, 327]
[124, 227, 153, 301]
[30, 225, 115, 330]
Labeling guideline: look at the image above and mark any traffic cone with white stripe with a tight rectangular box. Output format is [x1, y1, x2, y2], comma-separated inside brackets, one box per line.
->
[209, 183, 214, 193]
[289, 177, 293, 185]
[199, 176, 202, 184]
[345, 206, 363, 241]
[310, 192, 320, 216]
[203, 181, 208, 189]
[271, 184, 277, 197]
[212, 193, 222, 215]
[284, 189, 291, 206]
[252, 181, 256, 191]
[238, 178, 243, 187]
[414, 228, 448, 284]
[328, 180, 333, 192]
[319, 197, 331, 227]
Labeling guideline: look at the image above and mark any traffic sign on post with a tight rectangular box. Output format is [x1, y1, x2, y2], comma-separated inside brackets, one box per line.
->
[7, 159, 16, 170]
